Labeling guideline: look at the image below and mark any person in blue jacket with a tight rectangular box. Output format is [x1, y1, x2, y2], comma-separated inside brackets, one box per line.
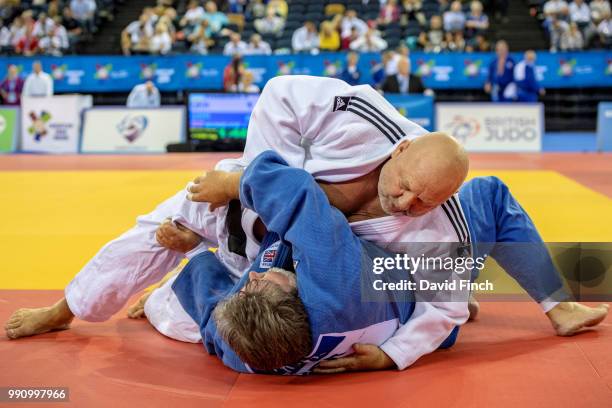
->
[514, 50, 545, 102]
[484, 40, 516, 102]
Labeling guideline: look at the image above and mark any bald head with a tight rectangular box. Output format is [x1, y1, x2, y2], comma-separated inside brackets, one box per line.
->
[378, 132, 469, 216]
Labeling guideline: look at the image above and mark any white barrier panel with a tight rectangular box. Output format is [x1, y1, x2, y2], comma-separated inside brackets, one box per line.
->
[435, 103, 543, 152]
[21, 95, 92, 153]
[81, 107, 185, 153]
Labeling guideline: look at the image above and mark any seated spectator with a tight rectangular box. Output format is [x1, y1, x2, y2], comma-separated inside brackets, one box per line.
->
[445, 31, 466, 51]
[292, 21, 320, 53]
[444, 1, 466, 33]
[418, 15, 445, 52]
[203, 1, 228, 35]
[33, 12, 54, 38]
[230, 70, 260, 93]
[70, 0, 97, 34]
[341, 9, 368, 48]
[590, 0, 611, 23]
[150, 23, 172, 55]
[8, 16, 26, 50]
[267, 0, 288, 19]
[127, 81, 160, 108]
[223, 32, 247, 55]
[223, 55, 244, 92]
[245, 33, 272, 55]
[62, 7, 84, 45]
[514, 50, 544, 102]
[122, 14, 154, 55]
[0, 22, 11, 53]
[180, 0, 205, 36]
[247, 0, 266, 20]
[465, 1, 489, 38]
[569, 0, 592, 30]
[340, 51, 361, 85]
[48, 0, 61, 19]
[39, 18, 69, 56]
[560, 21, 584, 49]
[544, 0, 569, 29]
[596, 12, 611, 47]
[549, 16, 570, 51]
[23, 61, 53, 97]
[381, 57, 428, 94]
[466, 33, 490, 52]
[319, 20, 340, 51]
[379, 0, 401, 25]
[350, 27, 388, 52]
[0, 64, 24, 106]
[438, 0, 451, 14]
[401, 0, 426, 26]
[188, 20, 213, 54]
[15, 24, 39, 56]
[254, 8, 285, 35]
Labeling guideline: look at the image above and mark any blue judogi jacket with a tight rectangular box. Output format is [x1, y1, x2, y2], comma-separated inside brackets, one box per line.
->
[488, 56, 515, 102]
[172, 151, 417, 375]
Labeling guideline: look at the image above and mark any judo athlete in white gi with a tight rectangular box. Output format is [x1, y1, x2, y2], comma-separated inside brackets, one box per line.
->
[6, 76, 608, 372]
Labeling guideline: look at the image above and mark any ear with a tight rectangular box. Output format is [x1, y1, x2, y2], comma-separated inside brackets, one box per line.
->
[391, 139, 411, 159]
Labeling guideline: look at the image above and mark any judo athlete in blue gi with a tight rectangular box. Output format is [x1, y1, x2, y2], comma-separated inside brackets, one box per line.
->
[514, 51, 544, 103]
[484, 40, 516, 102]
[161, 151, 608, 374]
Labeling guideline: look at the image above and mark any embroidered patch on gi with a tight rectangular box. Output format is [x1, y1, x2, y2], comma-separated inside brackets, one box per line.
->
[333, 96, 351, 112]
[260, 241, 281, 269]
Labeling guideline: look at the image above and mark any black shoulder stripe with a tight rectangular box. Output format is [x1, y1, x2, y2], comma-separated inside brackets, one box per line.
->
[449, 195, 471, 244]
[441, 202, 464, 242]
[346, 107, 397, 144]
[351, 96, 406, 137]
[349, 100, 402, 142]
[446, 197, 469, 244]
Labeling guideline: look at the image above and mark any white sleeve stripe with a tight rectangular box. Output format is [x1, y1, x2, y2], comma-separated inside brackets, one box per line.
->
[350, 96, 406, 137]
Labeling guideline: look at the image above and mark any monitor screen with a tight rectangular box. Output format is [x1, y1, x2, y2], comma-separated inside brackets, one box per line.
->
[188, 93, 259, 141]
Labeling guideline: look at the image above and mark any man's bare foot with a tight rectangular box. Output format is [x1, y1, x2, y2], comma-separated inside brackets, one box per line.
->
[546, 302, 609, 336]
[4, 298, 74, 339]
[127, 291, 153, 319]
[468, 294, 480, 321]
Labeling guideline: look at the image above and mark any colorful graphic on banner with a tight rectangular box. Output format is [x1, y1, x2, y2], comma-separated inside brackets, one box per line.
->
[2, 51, 609, 93]
[384, 94, 434, 131]
[81, 107, 185, 153]
[21, 95, 92, 153]
[0, 107, 19, 153]
[436, 103, 543, 152]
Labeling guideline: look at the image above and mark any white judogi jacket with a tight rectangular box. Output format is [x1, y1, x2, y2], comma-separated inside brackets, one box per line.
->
[231, 76, 470, 370]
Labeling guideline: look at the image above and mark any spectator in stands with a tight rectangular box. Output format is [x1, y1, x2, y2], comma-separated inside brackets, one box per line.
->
[203, 1, 228, 35]
[379, 0, 401, 25]
[267, 0, 288, 19]
[341, 10, 368, 48]
[484, 40, 515, 102]
[254, 8, 285, 36]
[39, 18, 69, 56]
[401, 0, 426, 26]
[223, 55, 244, 92]
[569, 0, 592, 30]
[549, 16, 570, 51]
[48, 0, 61, 19]
[543, 0, 569, 33]
[466, 33, 490, 52]
[381, 57, 429, 94]
[340, 51, 361, 85]
[292, 21, 320, 53]
[561, 21, 584, 49]
[23, 61, 53, 97]
[189, 20, 213, 54]
[15, 24, 39, 56]
[0, 21, 11, 53]
[245, 33, 272, 55]
[465, 1, 489, 39]
[418, 15, 445, 52]
[443, 1, 466, 33]
[223, 32, 247, 55]
[230, 70, 260, 93]
[33, 12, 54, 38]
[514, 50, 544, 102]
[180, 0, 205, 36]
[350, 26, 388, 52]
[70, 0, 97, 34]
[150, 23, 173, 55]
[445, 31, 466, 51]
[127, 81, 161, 108]
[437, 0, 450, 14]
[0, 65, 24, 106]
[596, 11, 611, 47]
[62, 7, 84, 46]
[590, 0, 611, 23]
[319, 20, 341, 51]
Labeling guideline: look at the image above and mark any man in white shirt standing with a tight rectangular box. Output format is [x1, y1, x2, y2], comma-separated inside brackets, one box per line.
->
[22, 61, 54, 97]
[126, 81, 160, 108]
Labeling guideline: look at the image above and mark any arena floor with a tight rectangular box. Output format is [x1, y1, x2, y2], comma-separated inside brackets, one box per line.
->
[1, 152, 611, 407]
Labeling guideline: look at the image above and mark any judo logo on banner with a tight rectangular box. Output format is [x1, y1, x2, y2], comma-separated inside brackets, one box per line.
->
[28, 111, 51, 142]
[116, 115, 148, 143]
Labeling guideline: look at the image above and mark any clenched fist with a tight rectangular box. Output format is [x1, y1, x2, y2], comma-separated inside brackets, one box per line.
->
[186, 170, 242, 210]
[156, 219, 202, 253]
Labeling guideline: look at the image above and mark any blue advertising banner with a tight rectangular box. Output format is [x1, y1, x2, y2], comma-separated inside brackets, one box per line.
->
[385, 94, 434, 130]
[1, 51, 610, 93]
